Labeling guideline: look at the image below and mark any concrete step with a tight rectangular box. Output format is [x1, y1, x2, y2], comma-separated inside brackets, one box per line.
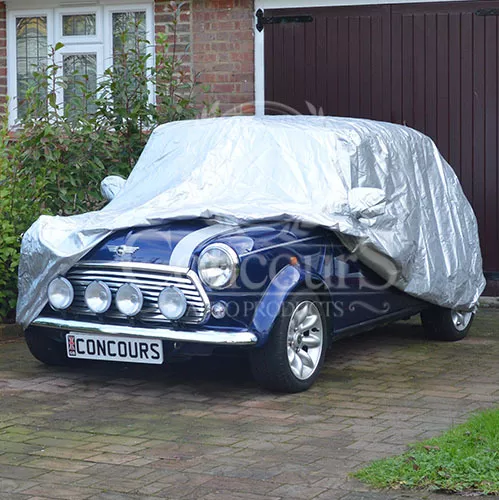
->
[0, 323, 23, 340]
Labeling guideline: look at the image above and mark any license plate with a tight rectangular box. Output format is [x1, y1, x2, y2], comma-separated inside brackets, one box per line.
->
[66, 333, 163, 364]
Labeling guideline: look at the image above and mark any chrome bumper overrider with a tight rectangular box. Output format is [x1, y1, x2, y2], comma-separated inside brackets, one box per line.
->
[31, 317, 258, 346]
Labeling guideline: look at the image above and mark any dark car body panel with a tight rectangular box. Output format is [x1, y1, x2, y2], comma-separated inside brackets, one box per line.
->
[82, 220, 211, 266]
[49, 219, 426, 350]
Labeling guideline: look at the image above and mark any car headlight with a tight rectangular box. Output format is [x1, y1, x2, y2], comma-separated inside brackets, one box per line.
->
[115, 283, 143, 317]
[47, 276, 74, 310]
[198, 243, 239, 289]
[158, 286, 187, 320]
[85, 281, 112, 314]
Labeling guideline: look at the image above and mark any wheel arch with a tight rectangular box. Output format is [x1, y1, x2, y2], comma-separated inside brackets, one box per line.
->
[250, 265, 333, 346]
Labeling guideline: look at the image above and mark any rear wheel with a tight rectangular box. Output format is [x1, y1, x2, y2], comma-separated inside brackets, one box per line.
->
[421, 307, 474, 341]
[250, 292, 327, 393]
[25, 327, 69, 366]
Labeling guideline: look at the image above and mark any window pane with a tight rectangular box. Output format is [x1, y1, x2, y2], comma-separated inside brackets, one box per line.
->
[112, 11, 147, 56]
[62, 14, 96, 36]
[16, 16, 47, 117]
[111, 11, 149, 111]
[63, 54, 97, 117]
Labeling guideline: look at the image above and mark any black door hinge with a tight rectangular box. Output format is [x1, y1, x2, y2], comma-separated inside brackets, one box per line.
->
[256, 8, 313, 32]
[476, 8, 499, 16]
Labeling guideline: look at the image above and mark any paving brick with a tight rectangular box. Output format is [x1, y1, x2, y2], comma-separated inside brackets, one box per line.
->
[0, 464, 46, 480]
[0, 477, 39, 493]
[31, 447, 98, 461]
[270, 483, 328, 498]
[0, 452, 34, 466]
[27, 437, 88, 449]
[22, 457, 91, 473]
[21, 484, 98, 499]
[197, 492, 281, 500]
[87, 494, 159, 500]
[84, 452, 142, 465]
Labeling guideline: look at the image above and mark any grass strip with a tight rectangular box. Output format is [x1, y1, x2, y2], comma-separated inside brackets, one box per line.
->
[353, 408, 499, 494]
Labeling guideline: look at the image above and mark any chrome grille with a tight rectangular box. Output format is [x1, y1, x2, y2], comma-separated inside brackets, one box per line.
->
[65, 261, 210, 325]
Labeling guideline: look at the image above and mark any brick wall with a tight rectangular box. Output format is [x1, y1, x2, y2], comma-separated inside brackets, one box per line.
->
[154, 0, 192, 68]
[154, 0, 255, 115]
[0, 1, 6, 114]
[191, 0, 254, 114]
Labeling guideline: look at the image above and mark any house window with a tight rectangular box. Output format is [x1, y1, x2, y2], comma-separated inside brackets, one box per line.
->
[7, 3, 154, 125]
[15, 16, 48, 117]
[62, 14, 96, 37]
[63, 53, 98, 115]
[112, 11, 147, 55]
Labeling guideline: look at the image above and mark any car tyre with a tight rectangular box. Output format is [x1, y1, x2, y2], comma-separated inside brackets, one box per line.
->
[25, 327, 69, 366]
[421, 307, 474, 341]
[249, 292, 327, 393]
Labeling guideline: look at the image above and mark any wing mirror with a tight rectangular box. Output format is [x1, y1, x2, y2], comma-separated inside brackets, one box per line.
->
[348, 187, 386, 219]
[101, 175, 126, 202]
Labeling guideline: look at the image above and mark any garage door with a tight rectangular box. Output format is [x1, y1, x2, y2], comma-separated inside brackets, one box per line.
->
[263, 1, 499, 292]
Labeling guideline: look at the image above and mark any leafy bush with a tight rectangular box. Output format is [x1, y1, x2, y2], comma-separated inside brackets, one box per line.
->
[0, 113, 23, 322]
[0, 1, 203, 322]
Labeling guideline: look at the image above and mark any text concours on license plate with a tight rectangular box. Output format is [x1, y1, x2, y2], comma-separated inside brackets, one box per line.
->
[66, 333, 163, 364]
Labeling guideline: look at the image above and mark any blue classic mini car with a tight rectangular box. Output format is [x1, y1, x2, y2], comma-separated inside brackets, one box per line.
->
[20, 116, 483, 393]
[26, 218, 474, 392]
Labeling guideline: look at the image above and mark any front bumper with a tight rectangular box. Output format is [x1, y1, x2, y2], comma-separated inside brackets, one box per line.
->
[31, 316, 258, 346]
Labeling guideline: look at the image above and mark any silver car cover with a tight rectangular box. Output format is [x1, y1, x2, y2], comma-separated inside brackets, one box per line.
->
[17, 116, 485, 327]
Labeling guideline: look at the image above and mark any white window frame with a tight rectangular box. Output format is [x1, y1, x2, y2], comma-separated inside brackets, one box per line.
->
[103, 4, 155, 100]
[103, 4, 154, 71]
[54, 44, 104, 111]
[7, 9, 54, 125]
[254, 0, 471, 115]
[6, 2, 154, 127]
[55, 6, 102, 45]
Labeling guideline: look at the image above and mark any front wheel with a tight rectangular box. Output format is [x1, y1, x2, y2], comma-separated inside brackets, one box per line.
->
[249, 292, 327, 393]
[421, 307, 474, 341]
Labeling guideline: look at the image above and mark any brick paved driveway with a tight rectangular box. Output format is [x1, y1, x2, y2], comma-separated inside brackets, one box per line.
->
[1, 311, 498, 500]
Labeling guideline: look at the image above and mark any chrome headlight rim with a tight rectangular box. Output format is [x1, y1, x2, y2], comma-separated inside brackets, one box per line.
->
[47, 276, 74, 311]
[158, 286, 188, 321]
[198, 243, 240, 290]
[84, 280, 112, 314]
[115, 283, 143, 317]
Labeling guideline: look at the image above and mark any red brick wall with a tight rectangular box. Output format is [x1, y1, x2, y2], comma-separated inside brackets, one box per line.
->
[154, 0, 255, 115]
[191, 0, 254, 114]
[0, 1, 6, 115]
[154, 0, 192, 69]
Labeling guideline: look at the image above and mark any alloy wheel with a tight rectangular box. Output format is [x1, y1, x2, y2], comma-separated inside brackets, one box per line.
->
[287, 301, 324, 380]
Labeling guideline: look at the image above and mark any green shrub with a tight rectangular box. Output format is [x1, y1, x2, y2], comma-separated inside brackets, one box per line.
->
[0, 1, 204, 322]
[0, 113, 22, 323]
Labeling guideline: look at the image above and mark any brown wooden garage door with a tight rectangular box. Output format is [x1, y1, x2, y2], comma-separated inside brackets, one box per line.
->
[263, 1, 499, 290]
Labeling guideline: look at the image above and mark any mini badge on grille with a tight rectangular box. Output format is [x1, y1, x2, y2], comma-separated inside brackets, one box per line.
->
[108, 245, 140, 257]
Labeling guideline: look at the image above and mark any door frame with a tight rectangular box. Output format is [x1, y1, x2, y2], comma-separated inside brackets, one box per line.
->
[254, 0, 470, 115]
